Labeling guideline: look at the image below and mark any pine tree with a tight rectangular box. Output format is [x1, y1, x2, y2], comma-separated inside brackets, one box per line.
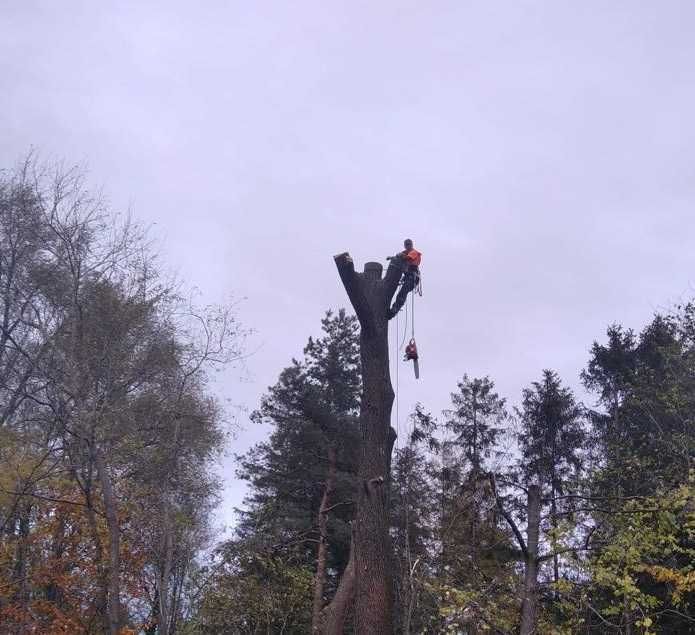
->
[515, 370, 585, 630]
[213, 310, 361, 632]
[437, 378, 518, 633]
[443, 375, 507, 475]
[391, 406, 442, 634]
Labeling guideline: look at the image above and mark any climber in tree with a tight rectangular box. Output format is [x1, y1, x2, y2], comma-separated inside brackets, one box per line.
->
[386, 238, 422, 319]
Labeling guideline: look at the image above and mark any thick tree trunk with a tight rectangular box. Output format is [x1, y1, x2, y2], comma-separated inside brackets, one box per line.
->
[312, 445, 337, 633]
[334, 253, 401, 634]
[94, 447, 122, 635]
[520, 485, 541, 635]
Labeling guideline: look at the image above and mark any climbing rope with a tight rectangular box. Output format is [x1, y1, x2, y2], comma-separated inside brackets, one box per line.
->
[395, 311, 400, 449]
[396, 296, 408, 350]
[394, 273, 423, 445]
[411, 285, 415, 340]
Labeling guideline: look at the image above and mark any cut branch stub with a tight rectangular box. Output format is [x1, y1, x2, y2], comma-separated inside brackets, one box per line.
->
[363, 261, 382, 281]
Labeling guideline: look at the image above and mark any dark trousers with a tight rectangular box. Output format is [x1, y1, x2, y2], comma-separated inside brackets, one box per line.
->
[390, 269, 418, 316]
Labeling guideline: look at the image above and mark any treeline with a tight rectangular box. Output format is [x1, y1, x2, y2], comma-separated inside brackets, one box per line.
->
[2, 156, 693, 634]
[0, 158, 242, 633]
[198, 311, 694, 632]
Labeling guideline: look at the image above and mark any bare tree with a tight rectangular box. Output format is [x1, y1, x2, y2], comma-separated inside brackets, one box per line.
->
[330, 253, 402, 633]
[0, 155, 243, 634]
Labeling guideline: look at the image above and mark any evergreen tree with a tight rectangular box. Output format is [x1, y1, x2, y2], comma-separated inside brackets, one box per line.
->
[443, 375, 506, 475]
[581, 311, 695, 632]
[437, 378, 519, 633]
[209, 310, 361, 632]
[391, 406, 442, 634]
[585, 313, 695, 496]
[517, 369, 585, 501]
[515, 370, 585, 627]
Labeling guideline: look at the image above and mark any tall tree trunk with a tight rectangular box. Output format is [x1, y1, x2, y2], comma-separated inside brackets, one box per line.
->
[94, 447, 122, 635]
[169, 565, 186, 635]
[11, 502, 31, 635]
[551, 494, 559, 590]
[321, 533, 356, 634]
[520, 484, 541, 635]
[312, 445, 337, 633]
[159, 506, 174, 635]
[160, 409, 183, 635]
[334, 253, 401, 634]
[45, 511, 67, 607]
[82, 473, 109, 630]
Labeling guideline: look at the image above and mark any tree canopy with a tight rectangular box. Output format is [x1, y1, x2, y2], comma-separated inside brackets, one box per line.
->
[1, 156, 693, 634]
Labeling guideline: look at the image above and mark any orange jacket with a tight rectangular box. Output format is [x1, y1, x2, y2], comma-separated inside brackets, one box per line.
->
[403, 248, 422, 268]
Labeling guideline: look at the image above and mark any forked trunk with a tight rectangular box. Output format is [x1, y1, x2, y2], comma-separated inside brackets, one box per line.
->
[333, 253, 402, 633]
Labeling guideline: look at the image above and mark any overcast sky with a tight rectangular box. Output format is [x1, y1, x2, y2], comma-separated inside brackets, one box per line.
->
[3, 1, 695, 530]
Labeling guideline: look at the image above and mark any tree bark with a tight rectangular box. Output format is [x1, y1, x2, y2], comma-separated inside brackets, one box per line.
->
[321, 532, 356, 634]
[11, 502, 31, 635]
[312, 445, 337, 633]
[551, 489, 559, 591]
[159, 506, 174, 635]
[83, 474, 110, 630]
[94, 447, 122, 635]
[520, 485, 541, 635]
[334, 253, 401, 634]
[45, 511, 67, 607]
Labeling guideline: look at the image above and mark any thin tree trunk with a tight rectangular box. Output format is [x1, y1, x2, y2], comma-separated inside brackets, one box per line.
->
[312, 445, 337, 633]
[550, 488, 560, 588]
[520, 484, 541, 635]
[11, 502, 31, 635]
[94, 447, 122, 635]
[159, 505, 174, 635]
[169, 565, 186, 635]
[45, 511, 67, 607]
[623, 596, 634, 635]
[550, 479, 559, 589]
[84, 477, 109, 630]
[334, 254, 401, 634]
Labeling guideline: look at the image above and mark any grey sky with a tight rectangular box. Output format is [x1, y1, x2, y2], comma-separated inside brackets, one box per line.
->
[3, 1, 695, 529]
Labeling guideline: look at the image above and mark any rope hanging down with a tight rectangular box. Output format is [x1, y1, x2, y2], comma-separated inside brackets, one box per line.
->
[404, 276, 420, 379]
[394, 271, 423, 448]
[395, 311, 400, 449]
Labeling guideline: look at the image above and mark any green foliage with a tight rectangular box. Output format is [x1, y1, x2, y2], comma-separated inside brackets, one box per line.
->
[517, 369, 585, 494]
[588, 475, 695, 633]
[235, 310, 359, 568]
[196, 550, 314, 634]
[391, 406, 443, 633]
[585, 312, 695, 496]
[0, 158, 237, 633]
[437, 576, 520, 634]
[443, 375, 507, 474]
[204, 310, 361, 630]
